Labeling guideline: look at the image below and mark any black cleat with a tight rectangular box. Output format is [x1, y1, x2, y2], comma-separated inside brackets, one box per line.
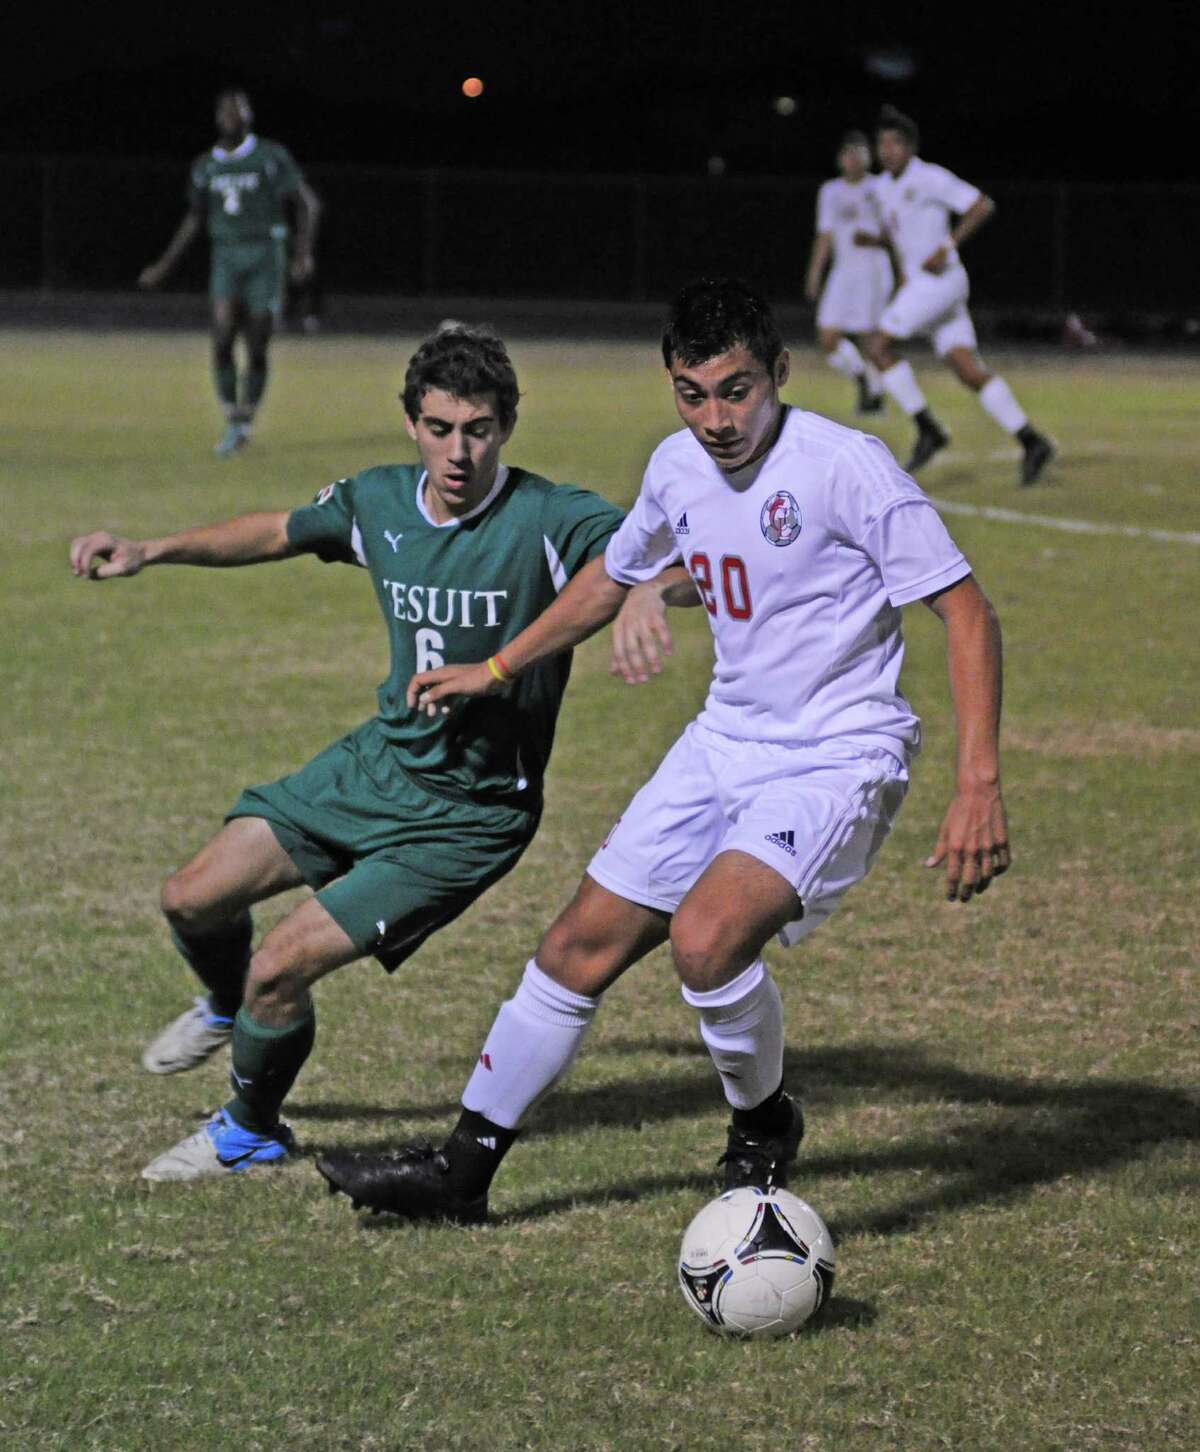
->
[904, 421, 950, 474]
[717, 1094, 805, 1192]
[316, 1141, 487, 1225]
[1019, 431, 1055, 487]
[856, 376, 885, 414]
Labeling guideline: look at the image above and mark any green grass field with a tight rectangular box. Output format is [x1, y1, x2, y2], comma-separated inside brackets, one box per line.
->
[3, 329, 1198, 1450]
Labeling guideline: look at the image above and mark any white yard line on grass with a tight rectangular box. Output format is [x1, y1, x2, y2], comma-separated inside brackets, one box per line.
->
[928, 497, 1200, 546]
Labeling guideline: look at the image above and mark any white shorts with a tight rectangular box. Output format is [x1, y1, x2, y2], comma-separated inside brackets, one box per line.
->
[817, 255, 893, 334]
[586, 721, 910, 948]
[879, 266, 977, 356]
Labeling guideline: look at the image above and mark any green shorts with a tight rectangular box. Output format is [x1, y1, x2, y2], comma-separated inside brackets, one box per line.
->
[227, 719, 540, 971]
[210, 239, 286, 316]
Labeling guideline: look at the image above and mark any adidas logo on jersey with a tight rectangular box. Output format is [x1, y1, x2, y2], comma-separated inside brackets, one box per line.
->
[765, 829, 796, 857]
[674, 513, 690, 536]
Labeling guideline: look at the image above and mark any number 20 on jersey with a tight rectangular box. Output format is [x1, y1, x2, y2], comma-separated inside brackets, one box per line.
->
[689, 552, 753, 620]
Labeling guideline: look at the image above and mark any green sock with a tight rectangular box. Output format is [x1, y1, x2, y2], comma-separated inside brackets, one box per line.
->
[242, 364, 268, 414]
[168, 912, 251, 1019]
[225, 1007, 315, 1134]
[214, 363, 238, 412]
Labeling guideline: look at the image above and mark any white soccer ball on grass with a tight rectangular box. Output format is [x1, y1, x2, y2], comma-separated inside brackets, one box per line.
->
[677, 1187, 836, 1337]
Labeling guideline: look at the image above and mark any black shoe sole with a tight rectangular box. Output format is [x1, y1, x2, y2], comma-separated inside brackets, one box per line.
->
[316, 1155, 487, 1225]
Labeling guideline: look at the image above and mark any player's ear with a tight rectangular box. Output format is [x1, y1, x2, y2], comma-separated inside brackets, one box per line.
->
[501, 410, 517, 444]
[403, 411, 419, 442]
[775, 351, 791, 389]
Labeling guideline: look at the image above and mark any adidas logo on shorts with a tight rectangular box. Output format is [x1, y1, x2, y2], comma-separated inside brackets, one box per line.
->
[765, 829, 796, 857]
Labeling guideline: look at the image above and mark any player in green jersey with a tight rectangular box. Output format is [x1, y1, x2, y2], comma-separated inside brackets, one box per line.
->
[139, 89, 321, 456]
[67, 325, 660, 1183]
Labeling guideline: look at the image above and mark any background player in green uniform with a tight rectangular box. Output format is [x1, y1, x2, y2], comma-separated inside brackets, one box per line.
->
[139, 89, 321, 456]
[67, 325, 648, 1182]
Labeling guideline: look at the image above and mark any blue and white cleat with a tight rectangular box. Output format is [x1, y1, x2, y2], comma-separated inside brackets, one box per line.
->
[213, 422, 250, 457]
[142, 996, 233, 1075]
[141, 1109, 295, 1182]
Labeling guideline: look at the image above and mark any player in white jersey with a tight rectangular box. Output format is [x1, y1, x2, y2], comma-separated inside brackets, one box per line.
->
[805, 131, 893, 414]
[865, 106, 1055, 485]
[317, 279, 1011, 1224]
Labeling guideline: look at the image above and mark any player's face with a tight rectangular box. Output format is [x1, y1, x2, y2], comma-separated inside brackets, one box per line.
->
[215, 93, 252, 143]
[406, 388, 515, 521]
[839, 143, 870, 180]
[876, 128, 912, 176]
[668, 345, 790, 473]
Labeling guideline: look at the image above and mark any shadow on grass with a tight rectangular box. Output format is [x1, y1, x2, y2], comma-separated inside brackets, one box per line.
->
[802, 1296, 877, 1335]
[301, 1040, 1199, 1241]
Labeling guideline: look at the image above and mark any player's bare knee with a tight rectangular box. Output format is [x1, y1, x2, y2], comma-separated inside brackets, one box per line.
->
[669, 915, 739, 993]
[160, 867, 222, 935]
[864, 333, 890, 371]
[244, 943, 309, 1017]
[536, 918, 599, 989]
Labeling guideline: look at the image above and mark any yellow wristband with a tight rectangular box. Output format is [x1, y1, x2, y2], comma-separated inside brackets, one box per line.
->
[486, 655, 509, 684]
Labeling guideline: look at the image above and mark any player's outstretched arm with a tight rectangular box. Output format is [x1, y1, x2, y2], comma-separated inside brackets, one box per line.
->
[408, 553, 629, 715]
[805, 234, 832, 301]
[610, 565, 699, 684]
[923, 195, 995, 274]
[139, 212, 201, 289]
[923, 574, 1010, 902]
[69, 512, 295, 580]
[288, 182, 322, 283]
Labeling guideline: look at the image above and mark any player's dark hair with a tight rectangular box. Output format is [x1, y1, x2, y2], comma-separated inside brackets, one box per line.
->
[840, 129, 870, 150]
[661, 277, 783, 373]
[402, 324, 520, 428]
[877, 104, 918, 148]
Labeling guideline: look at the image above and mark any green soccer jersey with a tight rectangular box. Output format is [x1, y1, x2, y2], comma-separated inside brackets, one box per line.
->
[189, 134, 304, 245]
[286, 464, 624, 804]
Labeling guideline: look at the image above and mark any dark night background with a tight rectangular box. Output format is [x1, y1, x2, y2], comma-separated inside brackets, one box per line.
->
[4, 2, 1196, 180]
[3, 2, 1197, 318]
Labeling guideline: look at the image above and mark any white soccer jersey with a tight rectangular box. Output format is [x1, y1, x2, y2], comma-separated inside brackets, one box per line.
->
[604, 408, 971, 755]
[874, 156, 981, 277]
[815, 175, 887, 271]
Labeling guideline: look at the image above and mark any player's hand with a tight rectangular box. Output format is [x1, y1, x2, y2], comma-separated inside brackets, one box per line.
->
[289, 252, 315, 284]
[925, 780, 1010, 902]
[406, 661, 499, 717]
[922, 247, 949, 275]
[69, 532, 148, 580]
[138, 263, 167, 290]
[611, 582, 674, 684]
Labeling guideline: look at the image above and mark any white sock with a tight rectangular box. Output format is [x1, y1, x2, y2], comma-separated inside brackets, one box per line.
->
[864, 360, 884, 395]
[681, 959, 783, 1110]
[825, 338, 866, 380]
[461, 959, 599, 1130]
[880, 360, 928, 416]
[978, 375, 1028, 435]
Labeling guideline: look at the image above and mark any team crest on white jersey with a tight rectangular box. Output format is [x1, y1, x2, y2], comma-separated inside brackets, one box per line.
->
[760, 490, 802, 547]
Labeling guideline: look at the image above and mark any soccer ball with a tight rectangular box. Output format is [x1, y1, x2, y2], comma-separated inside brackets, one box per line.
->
[677, 1187, 836, 1337]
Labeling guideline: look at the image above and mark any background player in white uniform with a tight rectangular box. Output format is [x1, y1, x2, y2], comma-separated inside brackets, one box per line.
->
[317, 278, 1011, 1224]
[805, 130, 893, 414]
[865, 106, 1055, 485]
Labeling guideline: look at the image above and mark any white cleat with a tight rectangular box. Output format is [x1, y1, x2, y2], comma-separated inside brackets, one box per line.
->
[213, 422, 250, 457]
[141, 1112, 295, 1182]
[142, 997, 234, 1075]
